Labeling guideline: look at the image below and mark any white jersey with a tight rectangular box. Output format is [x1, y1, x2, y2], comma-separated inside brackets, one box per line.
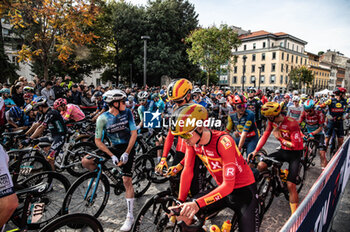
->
[0, 145, 14, 198]
[287, 105, 303, 121]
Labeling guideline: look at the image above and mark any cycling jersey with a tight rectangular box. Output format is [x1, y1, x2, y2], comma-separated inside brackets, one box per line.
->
[178, 130, 255, 207]
[287, 105, 303, 121]
[324, 98, 347, 120]
[0, 145, 14, 198]
[256, 116, 303, 151]
[299, 110, 325, 134]
[193, 99, 208, 108]
[247, 98, 262, 121]
[260, 95, 268, 104]
[40, 108, 67, 135]
[95, 109, 137, 145]
[61, 104, 85, 122]
[226, 109, 259, 138]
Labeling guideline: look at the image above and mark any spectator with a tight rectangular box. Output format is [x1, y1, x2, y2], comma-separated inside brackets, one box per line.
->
[41, 81, 55, 106]
[71, 84, 82, 106]
[11, 83, 24, 107]
[37, 80, 46, 96]
[53, 77, 65, 99]
[18, 76, 28, 86]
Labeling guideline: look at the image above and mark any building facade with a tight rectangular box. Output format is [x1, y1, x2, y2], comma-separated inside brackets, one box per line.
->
[229, 30, 308, 93]
[306, 52, 330, 93]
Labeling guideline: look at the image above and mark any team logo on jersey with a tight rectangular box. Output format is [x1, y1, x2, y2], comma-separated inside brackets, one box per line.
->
[220, 137, 232, 149]
[205, 150, 215, 157]
[246, 121, 252, 126]
[204, 193, 222, 205]
[144, 110, 161, 128]
[336, 103, 342, 108]
[224, 163, 236, 180]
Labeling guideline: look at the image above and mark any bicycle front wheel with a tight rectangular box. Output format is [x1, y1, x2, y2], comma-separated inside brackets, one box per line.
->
[39, 213, 103, 232]
[133, 155, 154, 198]
[61, 172, 110, 218]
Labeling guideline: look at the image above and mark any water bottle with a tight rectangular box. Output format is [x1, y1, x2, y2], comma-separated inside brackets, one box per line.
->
[209, 224, 221, 232]
[221, 220, 232, 232]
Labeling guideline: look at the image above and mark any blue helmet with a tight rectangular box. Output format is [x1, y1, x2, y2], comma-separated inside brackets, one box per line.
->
[9, 106, 23, 119]
[304, 99, 315, 110]
[0, 88, 10, 94]
[151, 93, 158, 100]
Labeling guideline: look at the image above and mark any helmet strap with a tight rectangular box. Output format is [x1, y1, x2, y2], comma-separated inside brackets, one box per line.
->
[194, 129, 202, 145]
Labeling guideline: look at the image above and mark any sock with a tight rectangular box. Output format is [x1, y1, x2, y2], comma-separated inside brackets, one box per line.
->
[290, 203, 298, 214]
[126, 198, 134, 219]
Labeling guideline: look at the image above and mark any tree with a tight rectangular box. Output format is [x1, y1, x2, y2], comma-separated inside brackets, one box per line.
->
[287, 66, 314, 93]
[5, 0, 100, 80]
[185, 24, 241, 86]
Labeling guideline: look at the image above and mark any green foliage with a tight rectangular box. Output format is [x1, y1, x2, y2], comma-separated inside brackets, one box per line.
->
[318, 51, 325, 56]
[287, 66, 314, 91]
[185, 24, 241, 85]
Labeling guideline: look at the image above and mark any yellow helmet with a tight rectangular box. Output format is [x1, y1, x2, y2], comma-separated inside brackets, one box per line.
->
[167, 78, 193, 101]
[225, 90, 231, 97]
[261, 102, 282, 117]
[171, 104, 208, 136]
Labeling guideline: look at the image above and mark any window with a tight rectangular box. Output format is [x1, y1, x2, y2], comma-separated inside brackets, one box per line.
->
[250, 76, 256, 84]
[291, 55, 294, 63]
[261, 76, 265, 84]
[253, 43, 256, 49]
[287, 43, 290, 49]
[300, 58, 302, 64]
[270, 75, 276, 84]
[301, 47, 303, 53]
[272, 42, 274, 47]
[286, 65, 289, 72]
[244, 45, 247, 50]
[285, 75, 288, 84]
[280, 42, 284, 47]
[234, 66, 237, 73]
[282, 52, 284, 60]
[292, 44, 294, 50]
[281, 64, 284, 72]
[271, 63, 276, 72]
[252, 54, 256, 61]
[252, 65, 255, 72]
[233, 76, 237, 84]
[280, 75, 283, 84]
[262, 53, 265, 61]
[305, 59, 307, 65]
[272, 52, 276, 59]
[296, 56, 298, 64]
[261, 64, 265, 72]
[296, 45, 299, 52]
[263, 42, 266, 48]
[287, 54, 289, 61]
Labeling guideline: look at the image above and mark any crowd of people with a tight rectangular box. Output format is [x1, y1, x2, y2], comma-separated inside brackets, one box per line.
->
[1, 74, 349, 231]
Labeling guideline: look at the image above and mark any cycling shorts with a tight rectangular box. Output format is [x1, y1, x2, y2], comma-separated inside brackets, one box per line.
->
[262, 149, 302, 184]
[0, 145, 15, 198]
[313, 134, 326, 151]
[110, 144, 135, 177]
[47, 135, 66, 160]
[326, 120, 344, 138]
[192, 183, 259, 232]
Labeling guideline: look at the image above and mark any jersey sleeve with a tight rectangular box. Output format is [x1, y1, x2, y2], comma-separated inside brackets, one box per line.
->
[178, 145, 196, 202]
[195, 135, 238, 208]
[225, 115, 234, 132]
[127, 109, 137, 131]
[255, 120, 273, 152]
[95, 114, 107, 139]
[162, 128, 175, 158]
[298, 110, 305, 124]
[63, 105, 73, 120]
[137, 106, 144, 121]
[278, 120, 302, 149]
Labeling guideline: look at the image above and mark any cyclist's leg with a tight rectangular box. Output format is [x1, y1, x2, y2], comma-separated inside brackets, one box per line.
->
[315, 134, 327, 168]
[46, 135, 65, 170]
[257, 150, 280, 172]
[325, 120, 335, 148]
[336, 121, 344, 148]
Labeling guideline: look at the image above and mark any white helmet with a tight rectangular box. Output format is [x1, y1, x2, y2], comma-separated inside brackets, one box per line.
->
[138, 91, 149, 100]
[219, 98, 226, 104]
[103, 89, 127, 103]
[191, 87, 202, 94]
[293, 90, 299, 95]
[301, 94, 307, 100]
[275, 90, 280, 94]
[292, 96, 300, 102]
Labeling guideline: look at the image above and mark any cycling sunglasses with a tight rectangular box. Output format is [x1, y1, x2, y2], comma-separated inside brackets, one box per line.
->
[236, 104, 245, 109]
[174, 98, 185, 104]
[179, 133, 193, 139]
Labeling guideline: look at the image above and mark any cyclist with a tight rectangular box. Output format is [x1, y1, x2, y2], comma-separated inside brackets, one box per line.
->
[287, 96, 303, 121]
[91, 91, 108, 122]
[218, 97, 232, 120]
[136, 91, 150, 129]
[273, 90, 283, 103]
[0, 144, 18, 228]
[5, 106, 30, 131]
[256, 89, 268, 105]
[299, 99, 328, 168]
[226, 95, 259, 157]
[192, 88, 208, 107]
[82, 89, 137, 231]
[169, 104, 259, 232]
[300, 94, 308, 106]
[0, 88, 16, 111]
[322, 87, 347, 149]
[23, 96, 67, 170]
[150, 93, 165, 114]
[249, 102, 304, 215]
[247, 87, 263, 132]
[53, 98, 85, 122]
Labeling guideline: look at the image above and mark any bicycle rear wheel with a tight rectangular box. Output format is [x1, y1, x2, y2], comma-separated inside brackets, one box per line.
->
[257, 171, 275, 214]
[61, 172, 110, 218]
[39, 213, 103, 232]
[132, 190, 180, 232]
[11, 171, 70, 230]
[133, 155, 154, 198]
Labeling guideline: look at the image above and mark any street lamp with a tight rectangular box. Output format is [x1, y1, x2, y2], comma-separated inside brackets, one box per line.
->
[258, 66, 262, 90]
[141, 35, 150, 87]
[242, 55, 247, 92]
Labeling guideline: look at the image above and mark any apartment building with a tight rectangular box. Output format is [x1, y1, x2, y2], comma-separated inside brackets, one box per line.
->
[229, 30, 308, 93]
[306, 52, 330, 93]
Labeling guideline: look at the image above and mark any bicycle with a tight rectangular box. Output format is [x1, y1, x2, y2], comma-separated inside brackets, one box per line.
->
[61, 151, 154, 218]
[302, 136, 319, 169]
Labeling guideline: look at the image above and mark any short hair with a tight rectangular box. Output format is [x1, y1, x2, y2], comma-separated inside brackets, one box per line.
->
[45, 81, 53, 87]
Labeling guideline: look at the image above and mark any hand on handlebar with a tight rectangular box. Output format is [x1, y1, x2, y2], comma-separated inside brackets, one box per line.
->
[166, 163, 183, 177]
[168, 201, 199, 225]
[155, 157, 168, 174]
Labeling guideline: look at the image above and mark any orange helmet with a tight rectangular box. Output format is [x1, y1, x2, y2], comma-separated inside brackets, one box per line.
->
[167, 79, 193, 101]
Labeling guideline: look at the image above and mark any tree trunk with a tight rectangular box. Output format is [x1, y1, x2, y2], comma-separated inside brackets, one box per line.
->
[206, 71, 210, 86]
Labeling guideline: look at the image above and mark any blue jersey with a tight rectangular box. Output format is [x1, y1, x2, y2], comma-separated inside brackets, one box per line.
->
[194, 100, 208, 108]
[155, 99, 165, 113]
[227, 109, 259, 139]
[95, 109, 137, 145]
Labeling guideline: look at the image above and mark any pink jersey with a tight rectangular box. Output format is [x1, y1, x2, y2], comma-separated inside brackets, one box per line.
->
[61, 104, 85, 122]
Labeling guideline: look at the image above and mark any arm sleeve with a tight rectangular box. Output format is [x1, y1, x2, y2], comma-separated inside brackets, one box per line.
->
[137, 106, 143, 121]
[162, 129, 175, 158]
[255, 121, 273, 152]
[195, 135, 237, 208]
[95, 115, 106, 139]
[178, 146, 196, 202]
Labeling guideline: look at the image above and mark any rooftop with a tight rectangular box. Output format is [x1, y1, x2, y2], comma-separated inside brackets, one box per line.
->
[239, 30, 307, 45]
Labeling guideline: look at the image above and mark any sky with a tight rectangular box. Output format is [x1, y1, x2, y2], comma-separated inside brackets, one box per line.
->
[129, 0, 350, 57]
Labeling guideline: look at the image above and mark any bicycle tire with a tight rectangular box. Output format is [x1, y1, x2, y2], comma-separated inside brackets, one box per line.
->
[11, 171, 70, 230]
[133, 155, 154, 198]
[146, 146, 175, 184]
[9, 155, 52, 183]
[132, 190, 181, 232]
[61, 171, 110, 218]
[64, 142, 97, 177]
[257, 171, 275, 213]
[39, 213, 103, 232]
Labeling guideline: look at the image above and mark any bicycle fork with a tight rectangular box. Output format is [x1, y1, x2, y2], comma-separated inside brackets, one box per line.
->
[85, 164, 103, 204]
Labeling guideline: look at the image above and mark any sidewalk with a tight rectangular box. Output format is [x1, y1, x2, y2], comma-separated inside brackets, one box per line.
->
[331, 177, 350, 232]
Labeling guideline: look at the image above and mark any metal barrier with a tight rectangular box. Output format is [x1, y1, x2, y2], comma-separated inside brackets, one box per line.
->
[281, 137, 350, 232]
